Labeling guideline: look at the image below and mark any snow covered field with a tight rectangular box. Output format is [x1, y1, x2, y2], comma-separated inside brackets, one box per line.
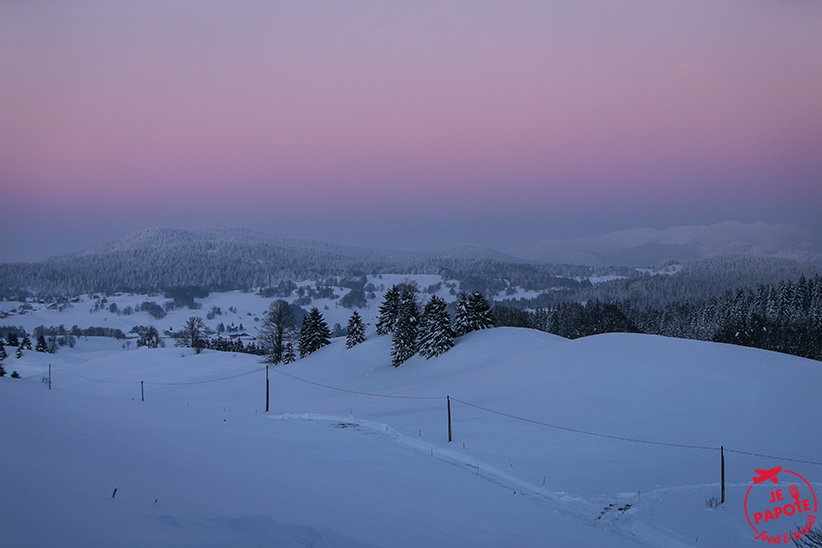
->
[2, 322, 820, 547]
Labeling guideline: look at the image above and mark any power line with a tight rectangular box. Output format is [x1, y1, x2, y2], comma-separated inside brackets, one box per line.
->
[143, 367, 265, 385]
[449, 398, 822, 466]
[723, 448, 822, 467]
[449, 397, 718, 451]
[268, 367, 441, 400]
[55, 366, 265, 386]
[32, 361, 822, 466]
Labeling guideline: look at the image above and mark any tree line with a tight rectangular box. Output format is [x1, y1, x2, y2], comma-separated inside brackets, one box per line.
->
[494, 275, 822, 361]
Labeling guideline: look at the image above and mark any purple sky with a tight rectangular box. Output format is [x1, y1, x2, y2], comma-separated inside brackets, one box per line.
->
[2, 1, 821, 262]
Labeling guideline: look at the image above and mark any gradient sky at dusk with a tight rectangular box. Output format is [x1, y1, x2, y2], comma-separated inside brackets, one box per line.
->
[2, 1, 821, 262]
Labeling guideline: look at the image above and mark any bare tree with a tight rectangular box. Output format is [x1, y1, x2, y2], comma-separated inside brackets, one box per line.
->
[175, 317, 208, 353]
[259, 300, 295, 364]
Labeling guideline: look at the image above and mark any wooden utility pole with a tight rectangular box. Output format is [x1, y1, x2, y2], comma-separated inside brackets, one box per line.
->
[266, 366, 270, 413]
[447, 396, 452, 443]
[721, 446, 725, 504]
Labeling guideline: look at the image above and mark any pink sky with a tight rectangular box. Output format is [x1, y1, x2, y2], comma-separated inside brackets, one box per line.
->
[1, 1, 821, 261]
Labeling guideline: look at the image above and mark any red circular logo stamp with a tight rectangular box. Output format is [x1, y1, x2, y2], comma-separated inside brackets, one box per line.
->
[744, 466, 817, 544]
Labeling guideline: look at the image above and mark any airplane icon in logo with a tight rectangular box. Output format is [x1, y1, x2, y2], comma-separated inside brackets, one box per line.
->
[753, 466, 782, 485]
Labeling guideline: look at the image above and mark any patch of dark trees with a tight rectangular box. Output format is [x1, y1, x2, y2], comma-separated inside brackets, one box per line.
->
[494, 275, 822, 361]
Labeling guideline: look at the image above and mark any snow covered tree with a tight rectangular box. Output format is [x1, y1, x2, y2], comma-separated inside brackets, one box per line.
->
[298, 307, 331, 357]
[139, 326, 162, 349]
[0, 363, 5, 377]
[418, 295, 453, 359]
[794, 525, 822, 548]
[21, 333, 32, 350]
[259, 299, 296, 364]
[11, 370, 21, 378]
[0, 342, 6, 361]
[391, 289, 419, 367]
[35, 335, 48, 353]
[282, 342, 296, 364]
[453, 291, 495, 336]
[175, 317, 209, 352]
[452, 292, 471, 336]
[467, 291, 494, 331]
[376, 286, 401, 335]
[16, 345, 22, 359]
[346, 311, 366, 349]
[5, 332, 18, 347]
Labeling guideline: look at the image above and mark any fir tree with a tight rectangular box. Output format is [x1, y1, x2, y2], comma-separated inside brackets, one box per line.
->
[299, 307, 331, 357]
[11, 370, 21, 378]
[467, 291, 495, 331]
[452, 292, 471, 336]
[418, 295, 453, 359]
[0, 363, 5, 377]
[21, 333, 32, 350]
[16, 345, 22, 359]
[346, 311, 366, 349]
[376, 286, 401, 335]
[35, 335, 48, 353]
[0, 342, 6, 361]
[6, 332, 19, 347]
[282, 342, 296, 364]
[390, 289, 419, 367]
[453, 291, 494, 336]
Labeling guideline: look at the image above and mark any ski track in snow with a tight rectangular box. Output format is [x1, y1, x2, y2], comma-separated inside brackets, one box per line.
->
[267, 412, 735, 548]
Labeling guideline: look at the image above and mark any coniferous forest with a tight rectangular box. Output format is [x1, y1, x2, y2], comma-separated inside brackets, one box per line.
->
[1, 228, 820, 362]
[495, 275, 822, 361]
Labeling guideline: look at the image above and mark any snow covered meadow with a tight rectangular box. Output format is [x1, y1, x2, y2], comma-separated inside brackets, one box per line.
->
[0, 276, 819, 547]
[2, 291, 821, 548]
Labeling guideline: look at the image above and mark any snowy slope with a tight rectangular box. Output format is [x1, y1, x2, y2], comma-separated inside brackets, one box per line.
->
[1, 328, 820, 547]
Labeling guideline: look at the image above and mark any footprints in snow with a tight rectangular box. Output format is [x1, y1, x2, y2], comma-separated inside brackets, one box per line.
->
[595, 502, 633, 523]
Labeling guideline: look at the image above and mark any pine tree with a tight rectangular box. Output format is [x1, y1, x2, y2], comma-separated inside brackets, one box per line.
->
[21, 333, 32, 350]
[35, 335, 48, 353]
[282, 342, 296, 364]
[299, 307, 331, 357]
[346, 311, 366, 349]
[6, 332, 19, 347]
[454, 291, 494, 336]
[467, 291, 494, 331]
[418, 295, 453, 359]
[16, 345, 22, 359]
[390, 289, 419, 367]
[0, 342, 6, 361]
[0, 363, 5, 377]
[376, 286, 401, 335]
[453, 292, 471, 336]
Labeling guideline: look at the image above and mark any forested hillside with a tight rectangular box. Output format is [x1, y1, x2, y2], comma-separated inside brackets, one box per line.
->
[2, 228, 820, 315]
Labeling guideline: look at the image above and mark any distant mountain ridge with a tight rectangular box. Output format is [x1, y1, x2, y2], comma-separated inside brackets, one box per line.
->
[506, 221, 822, 266]
[0, 227, 542, 296]
[2, 226, 820, 304]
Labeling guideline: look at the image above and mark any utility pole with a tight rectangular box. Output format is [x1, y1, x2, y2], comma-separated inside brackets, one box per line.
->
[266, 365, 270, 413]
[447, 396, 452, 443]
[721, 446, 725, 504]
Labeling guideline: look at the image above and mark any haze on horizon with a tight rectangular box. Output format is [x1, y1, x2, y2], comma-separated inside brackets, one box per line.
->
[1, 1, 820, 263]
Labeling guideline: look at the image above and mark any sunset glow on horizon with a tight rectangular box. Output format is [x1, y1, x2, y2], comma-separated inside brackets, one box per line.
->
[2, 1, 820, 261]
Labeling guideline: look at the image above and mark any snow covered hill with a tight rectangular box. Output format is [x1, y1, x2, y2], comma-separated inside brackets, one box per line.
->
[2, 327, 819, 547]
